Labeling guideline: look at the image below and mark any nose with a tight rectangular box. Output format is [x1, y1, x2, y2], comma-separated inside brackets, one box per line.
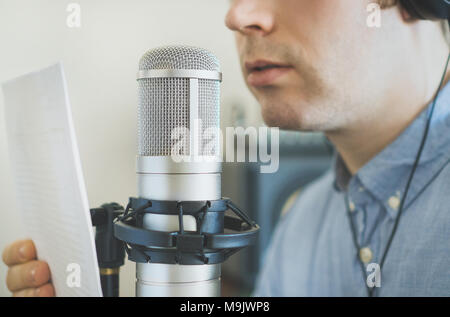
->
[225, 0, 275, 36]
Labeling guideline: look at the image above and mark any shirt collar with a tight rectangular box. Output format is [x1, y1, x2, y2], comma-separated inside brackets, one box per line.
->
[334, 81, 450, 219]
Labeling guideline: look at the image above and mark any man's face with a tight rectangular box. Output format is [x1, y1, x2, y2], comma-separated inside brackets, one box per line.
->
[226, 0, 408, 131]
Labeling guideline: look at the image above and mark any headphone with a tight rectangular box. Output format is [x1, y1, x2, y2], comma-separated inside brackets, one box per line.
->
[400, 0, 450, 20]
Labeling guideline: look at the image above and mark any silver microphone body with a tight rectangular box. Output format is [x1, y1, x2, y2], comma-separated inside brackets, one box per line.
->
[135, 46, 222, 297]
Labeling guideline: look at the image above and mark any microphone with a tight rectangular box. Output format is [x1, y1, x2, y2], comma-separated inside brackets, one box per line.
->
[113, 45, 259, 297]
[136, 45, 222, 297]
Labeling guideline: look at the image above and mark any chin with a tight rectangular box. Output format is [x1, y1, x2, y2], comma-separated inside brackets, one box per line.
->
[260, 100, 303, 130]
[262, 103, 338, 132]
[260, 98, 335, 132]
[253, 85, 315, 130]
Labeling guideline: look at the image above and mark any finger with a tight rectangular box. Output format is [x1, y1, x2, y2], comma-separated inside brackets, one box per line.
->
[6, 260, 51, 292]
[12, 283, 55, 297]
[35, 283, 55, 297]
[12, 287, 38, 297]
[2, 240, 37, 266]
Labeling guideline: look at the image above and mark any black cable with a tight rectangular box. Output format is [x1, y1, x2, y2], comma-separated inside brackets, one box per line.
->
[346, 51, 450, 297]
[377, 51, 450, 277]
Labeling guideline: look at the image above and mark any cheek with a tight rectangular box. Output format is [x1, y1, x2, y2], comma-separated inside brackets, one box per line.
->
[284, 0, 370, 62]
[234, 34, 247, 73]
[234, 34, 245, 57]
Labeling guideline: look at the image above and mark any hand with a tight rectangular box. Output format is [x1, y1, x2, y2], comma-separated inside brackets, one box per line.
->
[2, 240, 54, 297]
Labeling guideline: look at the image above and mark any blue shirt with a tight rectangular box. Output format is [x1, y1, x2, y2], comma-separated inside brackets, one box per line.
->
[253, 81, 450, 297]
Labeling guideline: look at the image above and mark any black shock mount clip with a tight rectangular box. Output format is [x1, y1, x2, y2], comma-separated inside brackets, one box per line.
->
[113, 197, 260, 265]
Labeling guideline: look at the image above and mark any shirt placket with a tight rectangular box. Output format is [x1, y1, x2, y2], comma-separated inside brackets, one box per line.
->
[348, 181, 383, 268]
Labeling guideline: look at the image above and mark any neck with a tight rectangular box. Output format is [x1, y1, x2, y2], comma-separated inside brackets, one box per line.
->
[326, 109, 420, 175]
[327, 54, 449, 176]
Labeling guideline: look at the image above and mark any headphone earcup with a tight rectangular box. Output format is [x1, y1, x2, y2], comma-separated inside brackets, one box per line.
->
[399, 0, 450, 20]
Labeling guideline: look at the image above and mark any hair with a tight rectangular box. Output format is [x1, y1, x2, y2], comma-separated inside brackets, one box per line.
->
[377, 0, 450, 45]
[442, 21, 450, 45]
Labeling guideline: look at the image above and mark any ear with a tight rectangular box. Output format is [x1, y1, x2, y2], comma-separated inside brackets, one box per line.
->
[400, 6, 416, 22]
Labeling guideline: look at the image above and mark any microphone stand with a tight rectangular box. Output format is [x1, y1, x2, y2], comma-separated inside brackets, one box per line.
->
[90, 203, 125, 297]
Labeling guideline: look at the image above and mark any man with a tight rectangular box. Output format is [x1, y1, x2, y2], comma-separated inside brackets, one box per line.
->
[3, 0, 450, 296]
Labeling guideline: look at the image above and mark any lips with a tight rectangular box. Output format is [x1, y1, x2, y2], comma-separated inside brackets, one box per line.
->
[245, 60, 293, 87]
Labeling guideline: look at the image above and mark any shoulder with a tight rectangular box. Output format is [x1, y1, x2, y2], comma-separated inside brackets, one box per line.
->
[281, 168, 336, 226]
[270, 168, 337, 258]
[252, 168, 337, 296]
[416, 156, 450, 223]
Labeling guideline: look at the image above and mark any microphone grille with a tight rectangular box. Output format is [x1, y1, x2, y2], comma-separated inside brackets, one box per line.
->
[139, 45, 220, 72]
[138, 46, 221, 157]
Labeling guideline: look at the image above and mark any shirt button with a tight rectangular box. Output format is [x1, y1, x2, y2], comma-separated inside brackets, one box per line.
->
[388, 196, 400, 210]
[348, 201, 356, 213]
[359, 247, 373, 264]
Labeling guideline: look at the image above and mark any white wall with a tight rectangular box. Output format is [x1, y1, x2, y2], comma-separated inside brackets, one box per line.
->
[0, 0, 260, 297]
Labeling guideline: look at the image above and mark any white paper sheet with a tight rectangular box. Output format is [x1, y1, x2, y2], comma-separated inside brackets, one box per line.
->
[2, 63, 103, 297]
